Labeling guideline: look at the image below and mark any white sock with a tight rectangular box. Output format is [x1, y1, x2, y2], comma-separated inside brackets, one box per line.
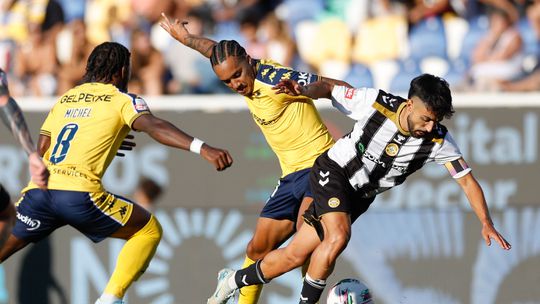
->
[98, 294, 122, 304]
[227, 271, 238, 289]
[305, 273, 326, 287]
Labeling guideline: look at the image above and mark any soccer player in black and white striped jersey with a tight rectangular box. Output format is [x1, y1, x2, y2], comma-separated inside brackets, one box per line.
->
[208, 74, 511, 304]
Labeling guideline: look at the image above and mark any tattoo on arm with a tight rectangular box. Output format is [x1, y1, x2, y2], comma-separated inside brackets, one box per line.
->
[185, 36, 217, 58]
[0, 97, 36, 155]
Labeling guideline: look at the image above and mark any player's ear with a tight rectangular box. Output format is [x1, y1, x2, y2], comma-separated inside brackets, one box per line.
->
[405, 98, 414, 111]
[120, 65, 130, 80]
[406, 98, 414, 107]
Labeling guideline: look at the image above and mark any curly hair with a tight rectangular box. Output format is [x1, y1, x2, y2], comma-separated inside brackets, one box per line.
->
[82, 42, 131, 84]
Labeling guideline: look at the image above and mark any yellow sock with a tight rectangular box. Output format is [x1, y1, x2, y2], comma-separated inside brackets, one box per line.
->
[238, 256, 263, 304]
[104, 215, 162, 297]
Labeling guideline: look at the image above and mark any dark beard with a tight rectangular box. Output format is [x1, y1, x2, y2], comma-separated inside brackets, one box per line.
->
[406, 115, 416, 137]
[407, 115, 432, 139]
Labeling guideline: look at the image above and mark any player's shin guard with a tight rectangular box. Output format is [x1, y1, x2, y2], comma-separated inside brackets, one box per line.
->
[104, 215, 162, 298]
[238, 256, 263, 304]
[235, 259, 269, 288]
[299, 274, 326, 304]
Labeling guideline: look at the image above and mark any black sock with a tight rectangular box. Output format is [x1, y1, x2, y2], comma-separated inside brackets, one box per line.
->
[299, 275, 326, 304]
[234, 259, 269, 287]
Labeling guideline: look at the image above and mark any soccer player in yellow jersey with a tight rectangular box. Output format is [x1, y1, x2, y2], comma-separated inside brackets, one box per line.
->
[161, 13, 351, 304]
[0, 42, 233, 304]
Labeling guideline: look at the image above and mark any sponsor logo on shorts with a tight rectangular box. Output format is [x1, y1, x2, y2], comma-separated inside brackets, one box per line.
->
[319, 171, 330, 186]
[385, 143, 399, 156]
[16, 212, 41, 231]
[328, 197, 340, 208]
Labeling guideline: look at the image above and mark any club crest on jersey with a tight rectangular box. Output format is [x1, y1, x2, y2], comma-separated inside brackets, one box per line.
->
[385, 143, 400, 156]
[328, 197, 340, 208]
[345, 88, 355, 99]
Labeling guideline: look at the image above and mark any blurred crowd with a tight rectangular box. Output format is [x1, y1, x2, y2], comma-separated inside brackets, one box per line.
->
[1, 0, 539, 97]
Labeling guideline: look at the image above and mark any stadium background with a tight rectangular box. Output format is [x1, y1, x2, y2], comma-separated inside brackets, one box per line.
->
[1, 96, 538, 304]
[0, 0, 539, 303]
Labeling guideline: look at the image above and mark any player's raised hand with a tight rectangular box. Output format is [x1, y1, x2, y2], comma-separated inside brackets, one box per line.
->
[116, 134, 136, 157]
[482, 222, 511, 250]
[272, 79, 305, 96]
[200, 144, 233, 171]
[159, 12, 191, 45]
[28, 152, 49, 188]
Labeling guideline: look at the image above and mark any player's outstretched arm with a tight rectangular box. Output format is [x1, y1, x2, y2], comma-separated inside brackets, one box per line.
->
[455, 172, 511, 250]
[273, 75, 352, 99]
[320, 76, 353, 88]
[273, 80, 335, 99]
[160, 12, 216, 58]
[132, 114, 233, 171]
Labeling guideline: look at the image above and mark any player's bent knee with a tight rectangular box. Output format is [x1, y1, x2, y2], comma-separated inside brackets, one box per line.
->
[323, 231, 350, 253]
[148, 216, 163, 243]
[246, 240, 273, 259]
[134, 215, 163, 244]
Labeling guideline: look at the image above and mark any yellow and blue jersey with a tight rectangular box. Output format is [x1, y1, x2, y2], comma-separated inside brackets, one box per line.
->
[24, 82, 150, 192]
[246, 59, 334, 177]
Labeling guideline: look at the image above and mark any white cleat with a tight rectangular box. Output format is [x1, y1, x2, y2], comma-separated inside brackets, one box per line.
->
[227, 289, 239, 304]
[207, 268, 237, 304]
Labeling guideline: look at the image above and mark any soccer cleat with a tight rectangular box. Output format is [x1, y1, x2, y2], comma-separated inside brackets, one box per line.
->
[207, 268, 237, 304]
[226, 289, 239, 304]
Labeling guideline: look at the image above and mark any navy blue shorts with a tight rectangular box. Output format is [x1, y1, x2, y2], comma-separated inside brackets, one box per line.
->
[13, 189, 134, 243]
[260, 168, 312, 222]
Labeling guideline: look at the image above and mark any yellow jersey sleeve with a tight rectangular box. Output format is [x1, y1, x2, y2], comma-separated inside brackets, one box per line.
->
[118, 93, 151, 129]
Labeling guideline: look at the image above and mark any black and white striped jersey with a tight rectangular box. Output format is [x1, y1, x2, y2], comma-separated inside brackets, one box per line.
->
[327, 86, 470, 198]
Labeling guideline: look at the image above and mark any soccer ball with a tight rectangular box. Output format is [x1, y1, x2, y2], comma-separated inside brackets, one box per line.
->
[326, 278, 374, 304]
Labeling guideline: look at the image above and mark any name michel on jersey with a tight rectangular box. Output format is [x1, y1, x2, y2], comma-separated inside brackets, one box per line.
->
[64, 107, 92, 118]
